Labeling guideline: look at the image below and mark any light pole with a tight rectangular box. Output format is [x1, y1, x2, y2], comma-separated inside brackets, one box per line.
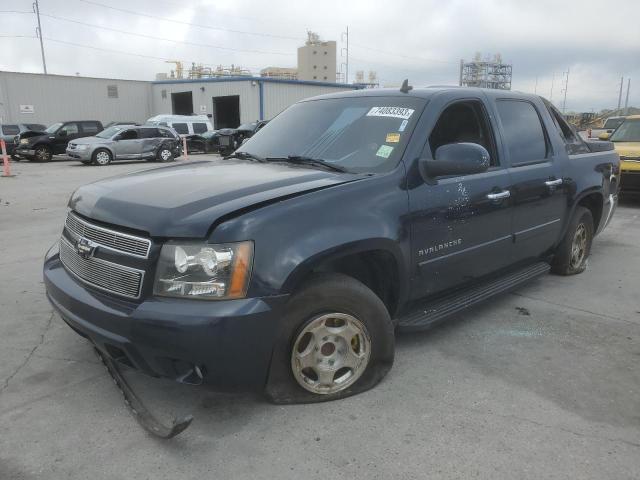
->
[33, 0, 47, 74]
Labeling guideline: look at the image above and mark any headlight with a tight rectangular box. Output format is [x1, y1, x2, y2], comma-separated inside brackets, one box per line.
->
[153, 241, 253, 299]
[75, 144, 89, 151]
[20, 139, 29, 145]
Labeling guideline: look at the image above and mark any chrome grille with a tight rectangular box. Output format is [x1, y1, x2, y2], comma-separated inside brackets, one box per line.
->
[65, 212, 151, 258]
[59, 237, 144, 299]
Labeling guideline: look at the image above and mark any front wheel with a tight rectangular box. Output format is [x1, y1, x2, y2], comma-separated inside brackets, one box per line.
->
[34, 146, 52, 162]
[552, 206, 594, 275]
[265, 273, 395, 404]
[92, 149, 112, 166]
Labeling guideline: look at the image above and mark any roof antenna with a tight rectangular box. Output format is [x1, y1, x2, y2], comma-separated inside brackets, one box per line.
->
[400, 79, 413, 94]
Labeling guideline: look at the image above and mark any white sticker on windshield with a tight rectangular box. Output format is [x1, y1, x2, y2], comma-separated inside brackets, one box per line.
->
[367, 107, 415, 120]
[398, 119, 408, 132]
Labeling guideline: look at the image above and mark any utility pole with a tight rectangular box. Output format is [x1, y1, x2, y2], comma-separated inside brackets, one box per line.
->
[341, 26, 349, 84]
[550, 72, 555, 102]
[534, 75, 538, 94]
[624, 78, 631, 115]
[617, 76, 624, 111]
[33, 0, 47, 74]
[562, 67, 570, 113]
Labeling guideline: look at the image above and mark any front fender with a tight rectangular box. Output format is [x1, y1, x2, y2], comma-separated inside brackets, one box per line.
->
[208, 167, 412, 300]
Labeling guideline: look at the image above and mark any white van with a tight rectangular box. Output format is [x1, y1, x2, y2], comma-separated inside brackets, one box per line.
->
[146, 115, 214, 136]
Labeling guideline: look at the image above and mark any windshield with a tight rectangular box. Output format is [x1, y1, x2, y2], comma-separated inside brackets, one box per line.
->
[610, 119, 640, 142]
[603, 117, 625, 130]
[96, 126, 124, 138]
[237, 96, 425, 173]
[45, 122, 63, 133]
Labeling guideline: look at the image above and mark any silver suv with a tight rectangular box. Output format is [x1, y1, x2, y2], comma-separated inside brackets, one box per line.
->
[66, 125, 181, 166]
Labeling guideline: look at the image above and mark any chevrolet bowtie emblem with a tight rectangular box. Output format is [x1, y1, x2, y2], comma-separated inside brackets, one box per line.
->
[75, 237, 97, 259]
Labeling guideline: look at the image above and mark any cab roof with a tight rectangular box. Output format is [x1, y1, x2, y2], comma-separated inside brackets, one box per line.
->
[302, 85, 542, 103]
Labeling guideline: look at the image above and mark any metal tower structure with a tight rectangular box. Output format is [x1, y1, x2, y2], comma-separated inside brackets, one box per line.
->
[459, 53, 512, 90]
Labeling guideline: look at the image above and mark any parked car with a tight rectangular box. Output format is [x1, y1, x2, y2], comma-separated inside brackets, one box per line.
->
[0, 123, 46, 156]
[44, 86, 619, 408]
[146, 114, 213, 136]
[608, 115, 640, 195]
[14, 121, 103, 161]
[586, 115, 626, 140]
[185, 120, 269, 155]
[66, 125, 181, 166]
[103, 121, 141, 128]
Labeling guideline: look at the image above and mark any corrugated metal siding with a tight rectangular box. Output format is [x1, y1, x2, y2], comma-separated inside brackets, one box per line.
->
[0, 71, 152, 125]
[150, 81, 260, 127]
[262, 83, 353, 119]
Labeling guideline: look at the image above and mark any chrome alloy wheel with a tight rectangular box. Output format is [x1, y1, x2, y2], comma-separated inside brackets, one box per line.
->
[291, 312, 371, 395]
[570, 223, 587, 269]
[160, 148, 172, 161]
[95, 150, 111, 165]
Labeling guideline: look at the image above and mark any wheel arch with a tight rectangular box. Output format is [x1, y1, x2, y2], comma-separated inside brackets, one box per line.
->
[281, 239, 408, 319]
[573, 189, 604, 232]
[92, 146, 114, 159]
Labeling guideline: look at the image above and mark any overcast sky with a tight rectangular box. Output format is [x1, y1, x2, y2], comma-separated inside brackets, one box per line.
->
[1, 0, 638, 112]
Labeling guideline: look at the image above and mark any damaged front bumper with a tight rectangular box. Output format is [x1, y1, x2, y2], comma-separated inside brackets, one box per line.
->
[43, 247, 288, 391]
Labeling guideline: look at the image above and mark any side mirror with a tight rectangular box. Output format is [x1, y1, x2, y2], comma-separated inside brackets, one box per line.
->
[598, 132, 611, 141]
[420, 142, 490, 181]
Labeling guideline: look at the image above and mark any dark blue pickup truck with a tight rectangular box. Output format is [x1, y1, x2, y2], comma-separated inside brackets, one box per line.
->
[44, 86, 619, 405]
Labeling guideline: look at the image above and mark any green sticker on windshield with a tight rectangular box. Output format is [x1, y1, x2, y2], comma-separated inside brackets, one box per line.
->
[376, 145, 394, 158]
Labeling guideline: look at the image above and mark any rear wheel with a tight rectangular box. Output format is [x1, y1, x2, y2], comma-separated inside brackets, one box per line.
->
[552, 206, 594, 275]
[265, 273, 395, 404]
[156, 146, 174, 162]
[92, 149, 112, 166]
[34, 146, 52, 162]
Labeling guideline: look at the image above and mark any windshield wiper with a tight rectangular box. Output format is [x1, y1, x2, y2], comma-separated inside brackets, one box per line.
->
[265, 155, 349, 173]
[224, 151, 266, 162]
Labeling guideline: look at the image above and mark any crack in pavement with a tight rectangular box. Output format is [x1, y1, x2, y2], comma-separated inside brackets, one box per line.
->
[1, 311, 55, 393]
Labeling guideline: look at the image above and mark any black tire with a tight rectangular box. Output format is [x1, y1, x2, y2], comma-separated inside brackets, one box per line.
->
[92, 148, 112, 166]
[551, 206, 594, 275]
[11, 154, 20, 161]
[156, 145, 174, 162]
[264, 273, 395, 404]
[34, 145, 52, 162]
[81, 160, 92, 165]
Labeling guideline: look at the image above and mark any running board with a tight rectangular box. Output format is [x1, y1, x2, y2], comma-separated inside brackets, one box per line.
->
[397, 262, 550, 331]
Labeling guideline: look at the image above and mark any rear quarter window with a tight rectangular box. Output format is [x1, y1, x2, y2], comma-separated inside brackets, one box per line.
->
[139, 128, 161, 138]
[171, 123, 189, 134]
[496, 100, 548, 165]
[192, 123, 208, 134]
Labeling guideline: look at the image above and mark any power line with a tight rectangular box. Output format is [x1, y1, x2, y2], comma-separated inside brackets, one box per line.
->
[76, 0, 302, 41]
[39, 12, 294, 56]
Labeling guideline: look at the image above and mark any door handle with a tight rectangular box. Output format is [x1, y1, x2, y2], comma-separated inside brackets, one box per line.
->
[545, 178, 563, 187]
[486, 190, 511, 200]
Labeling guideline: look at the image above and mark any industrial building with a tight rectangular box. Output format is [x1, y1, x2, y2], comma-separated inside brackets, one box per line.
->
[459, 53, 512, 90]
[297, 32, 337, 83]
[0, 71, 359, 128]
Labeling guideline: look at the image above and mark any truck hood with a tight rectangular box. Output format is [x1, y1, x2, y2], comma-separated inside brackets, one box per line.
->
[615, 142, 640, 171]
[69, 159, 363, 237]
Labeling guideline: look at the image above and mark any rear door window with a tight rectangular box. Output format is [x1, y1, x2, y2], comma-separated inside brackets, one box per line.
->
[139, 128, 160, 138]
[496, 100, 548, 166]
[2, 125, 20, 135]
[171, 123, 188, 134]
[80, 122, 100, 134]
[119, 129, 139, 140]
[192, 123, 208, 134]
[60, 123, 79, 136]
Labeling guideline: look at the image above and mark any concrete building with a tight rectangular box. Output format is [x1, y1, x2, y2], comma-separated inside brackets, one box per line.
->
[297, 32, 337, 83]
[260, 67, 298, 80]
[0, 71, 359, 129]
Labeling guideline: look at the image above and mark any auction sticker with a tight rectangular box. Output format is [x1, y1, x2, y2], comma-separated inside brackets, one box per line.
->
[376, 145, 394, 158]
[367, 106, 415, 120]
[386, 133, 401, 143]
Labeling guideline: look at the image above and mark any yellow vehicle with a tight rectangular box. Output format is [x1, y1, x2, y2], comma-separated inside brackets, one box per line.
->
[605, 115, 640, 195]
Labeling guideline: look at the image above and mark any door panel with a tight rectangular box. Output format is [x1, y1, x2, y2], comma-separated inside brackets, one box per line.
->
[410, 169, 514, 297]
[112, 130, 142, 159]
[408, 95, 514, 299]
[491, 98, 568, 261]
